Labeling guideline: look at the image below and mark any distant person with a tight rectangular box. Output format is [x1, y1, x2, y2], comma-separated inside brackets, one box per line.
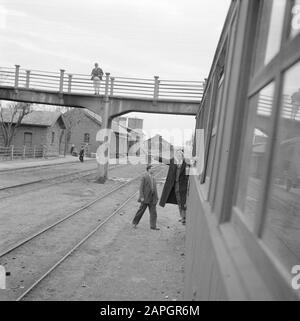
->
[91, 62, 103, 95]
[132, 164, 160, 230]
[70, 144, 75, 155]
[79, 146, 85, 162]
[155, 149, 190, 225]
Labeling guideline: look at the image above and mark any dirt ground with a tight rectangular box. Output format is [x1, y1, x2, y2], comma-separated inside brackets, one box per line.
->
[1, 163, 186, 301]
[23, 183, 186, 301]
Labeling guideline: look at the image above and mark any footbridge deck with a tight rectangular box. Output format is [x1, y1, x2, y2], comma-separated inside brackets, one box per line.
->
[0, 66, 204, 117]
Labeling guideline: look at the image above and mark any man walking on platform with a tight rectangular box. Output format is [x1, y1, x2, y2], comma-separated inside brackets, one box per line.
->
[132, 165, 160, 230]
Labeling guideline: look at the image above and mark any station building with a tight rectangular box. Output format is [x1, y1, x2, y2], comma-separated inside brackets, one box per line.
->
[63, 109, 143, 158]
[0, 110, 67, 157]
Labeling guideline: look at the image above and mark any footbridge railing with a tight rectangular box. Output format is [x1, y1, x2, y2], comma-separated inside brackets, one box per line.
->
[0, 65, 204, 102]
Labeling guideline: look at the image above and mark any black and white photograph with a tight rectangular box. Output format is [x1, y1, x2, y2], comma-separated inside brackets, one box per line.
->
[0, 0, 300, 307]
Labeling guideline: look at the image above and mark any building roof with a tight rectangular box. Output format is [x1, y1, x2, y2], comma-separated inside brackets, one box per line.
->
[84, 109, 102, 126]
[145, 134, 174, 146]
[0, 109, 65, 128]
[64, 108, 142, 138]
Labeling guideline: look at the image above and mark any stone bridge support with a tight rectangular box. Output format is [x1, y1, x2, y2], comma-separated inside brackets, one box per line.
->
[95, 101, 112, 183]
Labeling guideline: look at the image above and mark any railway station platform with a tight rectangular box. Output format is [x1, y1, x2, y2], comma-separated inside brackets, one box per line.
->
[0, 155, 96, 172]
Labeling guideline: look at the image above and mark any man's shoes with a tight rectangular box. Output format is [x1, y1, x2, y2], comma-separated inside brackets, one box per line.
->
[151, 227, 160, 230]
[182, 221, 186, 226]
[132, 224, 137, 229]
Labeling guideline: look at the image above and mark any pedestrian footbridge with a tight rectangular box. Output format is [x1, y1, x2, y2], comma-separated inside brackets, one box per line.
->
[0, 65, 204, 120]
[0, 65, 205, 182]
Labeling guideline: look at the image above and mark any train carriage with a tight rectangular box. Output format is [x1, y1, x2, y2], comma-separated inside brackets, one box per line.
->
[185, 0, 300, 300]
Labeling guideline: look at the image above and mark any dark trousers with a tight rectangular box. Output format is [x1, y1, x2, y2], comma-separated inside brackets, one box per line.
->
[132, 202, 157, 229]
[175, 182, 186, 222]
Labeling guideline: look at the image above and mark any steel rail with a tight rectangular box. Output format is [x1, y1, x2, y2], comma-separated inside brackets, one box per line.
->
[0, 167, 97, 193]
[0, 164, 127, 199]
[0, 165, 146, 259]
[15, 166, 163, 301]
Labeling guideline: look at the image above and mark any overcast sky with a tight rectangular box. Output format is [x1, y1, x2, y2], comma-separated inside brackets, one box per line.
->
[0, 0, 230, 143]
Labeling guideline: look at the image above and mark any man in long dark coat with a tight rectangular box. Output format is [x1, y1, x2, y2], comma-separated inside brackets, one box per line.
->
[156, 149, 190, 225]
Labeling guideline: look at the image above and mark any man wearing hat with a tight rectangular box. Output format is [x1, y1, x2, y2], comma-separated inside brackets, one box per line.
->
[132, 164, 160, 230]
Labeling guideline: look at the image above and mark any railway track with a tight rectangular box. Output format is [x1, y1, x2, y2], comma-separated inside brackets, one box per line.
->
[0, 164, 125, 200]
[0, 165, 163, 301]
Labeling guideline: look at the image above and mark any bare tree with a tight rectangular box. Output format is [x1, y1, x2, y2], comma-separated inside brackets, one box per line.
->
[0, 101, 31, 147]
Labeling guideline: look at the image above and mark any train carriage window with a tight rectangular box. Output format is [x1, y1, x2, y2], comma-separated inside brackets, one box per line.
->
[236, 82, 275, 229]
[262, 61, 300, 271]
[205, 73, 224, 187]
[195, 82, 213, 181]
[254, 0, 287, 72]
[290, 0, 300, 38]
[200, 44, 227, 194]
[202, 84, 213, 144]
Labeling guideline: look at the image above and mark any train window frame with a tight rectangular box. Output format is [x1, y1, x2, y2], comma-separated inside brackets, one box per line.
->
[206, 73, 225, 203]
[233, 1, 300, 236]
[200, 44, 228, 201]
[234, 81, 276, 231]
[209, 1, 300, 299]
[195, 79, 214, 187]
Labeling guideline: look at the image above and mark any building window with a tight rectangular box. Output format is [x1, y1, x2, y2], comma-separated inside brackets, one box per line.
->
[51, 132, 55, 145]
[84, 133, 90, 143]
[262, 61, 300, 271]
[24, 132, 32, 146]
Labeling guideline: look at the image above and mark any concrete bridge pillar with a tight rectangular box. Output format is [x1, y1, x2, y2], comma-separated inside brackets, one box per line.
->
[95, 100, 112, 184]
